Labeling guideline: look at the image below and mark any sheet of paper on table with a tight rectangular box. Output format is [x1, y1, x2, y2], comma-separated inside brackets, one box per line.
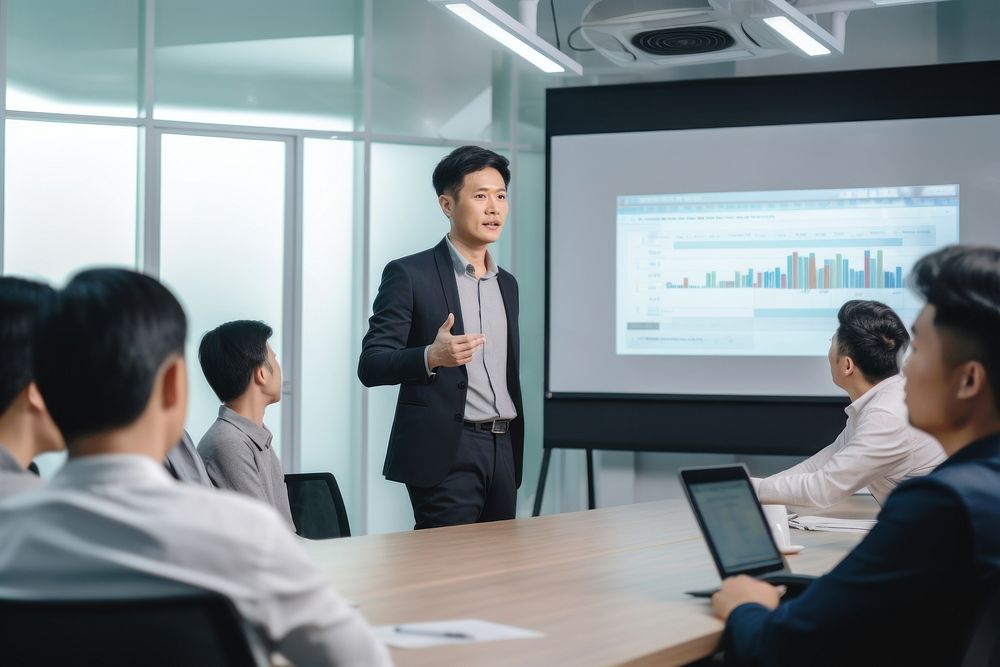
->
[376, 619, 544, 649]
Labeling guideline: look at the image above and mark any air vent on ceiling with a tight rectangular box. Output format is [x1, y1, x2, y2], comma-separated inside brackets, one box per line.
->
[630, 26, 736, 55]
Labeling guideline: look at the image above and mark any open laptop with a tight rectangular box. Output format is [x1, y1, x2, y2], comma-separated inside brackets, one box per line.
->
[679, 464, 815, 598]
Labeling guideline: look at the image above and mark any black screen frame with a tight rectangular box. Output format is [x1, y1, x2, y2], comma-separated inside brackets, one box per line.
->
[543, 59, 1000, 456]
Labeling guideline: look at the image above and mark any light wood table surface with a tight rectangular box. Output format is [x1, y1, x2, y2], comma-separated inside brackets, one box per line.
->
[303, 495, 879, 666]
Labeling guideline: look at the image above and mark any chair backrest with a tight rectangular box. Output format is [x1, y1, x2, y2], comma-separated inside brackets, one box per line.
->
[963, 583, 1000, 667]
[285, 471, 352, 539]
[0, 593, 258, 667]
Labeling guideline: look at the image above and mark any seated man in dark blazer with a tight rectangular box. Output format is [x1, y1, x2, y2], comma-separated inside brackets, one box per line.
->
[713, 245, 1000, 666]
[359, 145, 524, 529]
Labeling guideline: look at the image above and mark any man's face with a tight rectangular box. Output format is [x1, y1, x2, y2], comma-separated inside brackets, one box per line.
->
[262, 343, 282, 404]
[903, 305, 956, 437]
[441, 167, 508, 247]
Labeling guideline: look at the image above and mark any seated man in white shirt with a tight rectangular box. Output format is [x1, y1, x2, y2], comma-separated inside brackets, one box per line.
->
[753, 299, 944, 508]
[0, 268, 391, 667]
[0, 277, 64, 499]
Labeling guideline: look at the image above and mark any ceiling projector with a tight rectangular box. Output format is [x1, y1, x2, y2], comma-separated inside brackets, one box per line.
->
[581, 0, 794, 67]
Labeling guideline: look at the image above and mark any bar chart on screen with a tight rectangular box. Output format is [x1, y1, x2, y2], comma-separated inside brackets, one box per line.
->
[616, 185, 959, 357]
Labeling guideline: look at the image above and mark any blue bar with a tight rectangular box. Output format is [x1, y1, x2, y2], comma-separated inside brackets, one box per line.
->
[842, 259, 849, 288]
[673, 238, 906, 250]
[755, 308, 842, 317]
[896, 266, 903, 288]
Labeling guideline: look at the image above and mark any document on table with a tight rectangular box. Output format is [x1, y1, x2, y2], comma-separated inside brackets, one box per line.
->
[790, 516, 877, 532]
[376, 619, 544, 649]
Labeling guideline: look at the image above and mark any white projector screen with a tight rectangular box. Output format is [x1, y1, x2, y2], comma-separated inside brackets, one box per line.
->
[549, 114, 1000, 397]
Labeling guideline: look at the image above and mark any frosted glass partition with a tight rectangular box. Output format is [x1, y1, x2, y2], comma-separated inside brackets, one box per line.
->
[3, 120, 138, 284]
[159, 133, 286, 454]
[154, 0, 360, 130]
[366, 142, 515, 533]
[5, 0, 140, 117]
[3, 119, 139, 478]
[300, 138, 360, 528]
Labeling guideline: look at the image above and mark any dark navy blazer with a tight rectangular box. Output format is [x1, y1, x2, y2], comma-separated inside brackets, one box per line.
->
[724, 432, 1000, 666]
[358, 239, 523, 489]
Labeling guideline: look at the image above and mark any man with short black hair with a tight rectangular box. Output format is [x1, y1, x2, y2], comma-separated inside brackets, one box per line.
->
[360, 145, 524, 529]
[197, 320, 292, 527]
[715, 246, 1000, 666]
[0, 276, 64, 498]
[0, 269, 390, 666]
[753, 299, 943, 507]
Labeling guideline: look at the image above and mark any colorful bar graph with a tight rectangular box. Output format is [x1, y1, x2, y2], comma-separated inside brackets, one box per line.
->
[666, 248, 908, 290]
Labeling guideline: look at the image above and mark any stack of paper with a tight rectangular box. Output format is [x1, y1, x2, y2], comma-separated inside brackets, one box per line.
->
[789, 516, 877, 532]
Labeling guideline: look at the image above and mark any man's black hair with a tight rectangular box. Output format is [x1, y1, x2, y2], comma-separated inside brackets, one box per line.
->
[198, 320, 274, 403]
[33, 268, 187, 442]
[432, 145, 510, 198]
[0, 277, 56, 415]
[910, 245, 1000, 411]
[834, 300, 910, 384]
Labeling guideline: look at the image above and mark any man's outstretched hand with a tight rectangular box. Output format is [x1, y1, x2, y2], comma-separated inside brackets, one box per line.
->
[426, 313, 485, 369]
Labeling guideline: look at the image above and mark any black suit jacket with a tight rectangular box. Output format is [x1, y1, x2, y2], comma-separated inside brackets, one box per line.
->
[358, 239, 524, 489]
[724, 432, 1000, 666]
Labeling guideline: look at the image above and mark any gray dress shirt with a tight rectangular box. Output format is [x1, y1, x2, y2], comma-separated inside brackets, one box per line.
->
[164, 430, 213, 486]
[428, 237, 517, 422]
[0, 444, 43, 499]
[198, 406, 294, 528]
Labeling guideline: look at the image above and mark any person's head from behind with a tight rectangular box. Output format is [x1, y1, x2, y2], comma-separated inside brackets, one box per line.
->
[199, 320, 281, 408]
[828, 300, 910, 394]
[0, 277, 64, 462]
[33, 269, 188, 460]
[905, 246, 1000, 452]
[433, 145, 510, 248]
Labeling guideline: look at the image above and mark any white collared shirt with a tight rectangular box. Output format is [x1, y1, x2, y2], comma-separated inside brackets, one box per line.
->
[753, 375, 946, 508]
[0, 454, 392, 667]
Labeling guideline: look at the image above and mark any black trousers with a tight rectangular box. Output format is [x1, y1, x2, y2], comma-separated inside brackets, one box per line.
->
[406, 424, 516, 530]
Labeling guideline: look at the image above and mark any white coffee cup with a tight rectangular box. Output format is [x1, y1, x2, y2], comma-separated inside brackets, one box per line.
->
[762, 504, 790, 549]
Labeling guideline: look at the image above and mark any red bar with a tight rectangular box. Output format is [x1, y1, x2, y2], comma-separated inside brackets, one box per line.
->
[756, 272, 762, 288]
[781, 275, 787, 289]
[683, 277, 688, 288]
[792, 252, 799, 288]
[864, 250, 871, 288]
[809, 256, 817, 289]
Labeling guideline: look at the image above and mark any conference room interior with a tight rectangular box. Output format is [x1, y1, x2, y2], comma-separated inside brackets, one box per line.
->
[3, 0, 1000, 664]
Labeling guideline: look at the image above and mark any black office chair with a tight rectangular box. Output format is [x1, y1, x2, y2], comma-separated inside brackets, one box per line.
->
[963, 584, 1000, 667]
[285, 471, 352, 539]
[0, 593, 258, 667]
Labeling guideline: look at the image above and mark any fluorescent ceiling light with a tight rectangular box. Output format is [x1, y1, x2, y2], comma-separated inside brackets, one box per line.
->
[430, 0, 582, 75]
[763, 16, 832, 56]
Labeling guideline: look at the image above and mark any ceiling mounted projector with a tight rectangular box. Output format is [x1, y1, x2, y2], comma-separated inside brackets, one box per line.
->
[581, 0, 796, 66]
[581, 0, 952, 68]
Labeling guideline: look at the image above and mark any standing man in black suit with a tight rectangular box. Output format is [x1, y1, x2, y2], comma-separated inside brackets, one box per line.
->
[359, 146, 523, 529]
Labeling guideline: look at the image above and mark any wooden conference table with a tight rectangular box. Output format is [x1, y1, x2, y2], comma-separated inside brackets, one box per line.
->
[303, 496, 878, 666]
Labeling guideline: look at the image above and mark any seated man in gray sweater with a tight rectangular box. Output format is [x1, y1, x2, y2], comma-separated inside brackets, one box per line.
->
[197, 320, 293, 528]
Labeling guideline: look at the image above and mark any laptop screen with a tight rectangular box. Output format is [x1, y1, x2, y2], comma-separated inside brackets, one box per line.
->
[685, 474, 784, 576]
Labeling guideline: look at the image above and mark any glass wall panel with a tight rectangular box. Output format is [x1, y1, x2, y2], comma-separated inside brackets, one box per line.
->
[5, 0, 140, 117]
[158, 133, 286, 456]
[154, 0, 360, 130]
[300, 138, 361, 529]
[372, 0, 511, 142]
[3, 119, 139, 478]
[510, 151, 547, 516]
[3, 120, 138, 284]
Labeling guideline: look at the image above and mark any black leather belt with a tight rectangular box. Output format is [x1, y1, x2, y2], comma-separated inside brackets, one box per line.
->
[464, 419, 510, 434]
